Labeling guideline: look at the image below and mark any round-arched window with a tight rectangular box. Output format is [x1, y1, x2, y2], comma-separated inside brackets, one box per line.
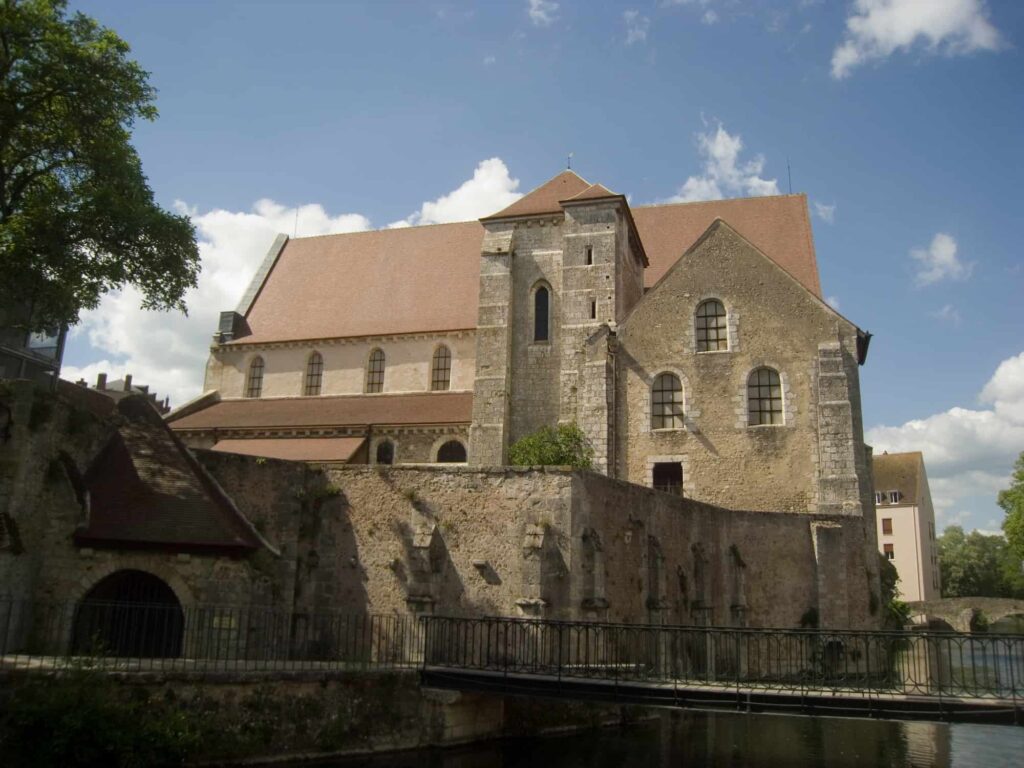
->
[436, 440, 467, 463]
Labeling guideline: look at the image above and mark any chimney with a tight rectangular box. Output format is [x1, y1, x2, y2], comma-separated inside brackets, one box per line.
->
[123, 374, 133, 392]
[96, 373, 107, 390]
[76, 379, 87, 387]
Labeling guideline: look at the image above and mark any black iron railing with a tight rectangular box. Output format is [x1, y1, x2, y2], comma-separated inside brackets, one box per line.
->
[421, 616, 1024, 701]
[0, 599, 422, 672]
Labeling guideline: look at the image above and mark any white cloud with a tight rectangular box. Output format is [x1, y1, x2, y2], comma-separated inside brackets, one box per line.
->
[64, 159, 522, 406]
[930, 303, 962, 326]
[911, 232, 972, 286]
[483, 55, 496, 66]
[866, 351, 1024, 529]
[814, 201, 836, 223]
[826, 295, 841, 310]
[702, 10, 719, 25]
[527, 0, 558, 27]
[624, 10, 650, 45]
[663, 122, 780, 203]
[388, 158, 521, 228]
[831, 0, 1004, 79]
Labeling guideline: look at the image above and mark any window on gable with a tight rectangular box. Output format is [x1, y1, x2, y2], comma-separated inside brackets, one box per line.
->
[245, 356, 264, 398]
[366, 348, 385, 393]
[874, 491, 884, 505]
[651, 373, 684, 430]
[882, 518, 892, 535]
[376, 440, 394, 465]
[888, 490, 901, 504]
[534, 286, 550, 342]
[652, 462, 683, 495]
[305, 352, 323, 396]
[431, 345, 452, 391]
[747, 367, 783, 426]
[436, 440, 467, 463]
[883, 543, 894, 561]
[696, 299, 728, 352]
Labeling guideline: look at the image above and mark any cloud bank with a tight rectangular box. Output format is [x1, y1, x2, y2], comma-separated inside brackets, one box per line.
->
[664, 122, 780, 203]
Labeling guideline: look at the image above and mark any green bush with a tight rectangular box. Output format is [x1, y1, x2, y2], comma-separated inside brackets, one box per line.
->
[508, 423, 594, 470]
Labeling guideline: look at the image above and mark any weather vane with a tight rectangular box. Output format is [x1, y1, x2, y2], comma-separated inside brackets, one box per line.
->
[567, 152, 573, 170]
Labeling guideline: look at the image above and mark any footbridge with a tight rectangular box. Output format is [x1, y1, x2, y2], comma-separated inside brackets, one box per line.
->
[907, 597, 1024, 633]
[419, 615, 1024, 726]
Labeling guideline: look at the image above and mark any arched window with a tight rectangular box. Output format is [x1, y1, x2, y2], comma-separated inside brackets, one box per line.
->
[651, 373, 684, 430]
[747, 367, 783, 426]
[436, 440, 467, 463]
[534, 285, 550, 342]
[696, 299, 728, 352]
[376, 440, 395, 465]
[246, 356, 264, 398]
[305, 351, 323, 396]
[366, 348, 385, 393]
[431, 345, 452, 391]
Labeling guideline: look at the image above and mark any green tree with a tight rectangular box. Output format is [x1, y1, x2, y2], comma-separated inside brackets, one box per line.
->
[999, 451, 1024, 561]
[938, 525, 1024, 599]
[508, 423, 594, 470]
[0, 0, 199, 331]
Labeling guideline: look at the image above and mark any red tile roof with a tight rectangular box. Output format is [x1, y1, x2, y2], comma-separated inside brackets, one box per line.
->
[562, 183, 618, 203]
[482, 170, 592, 220]
[211, 437, 366, 463]
[168, 392, 474, 431]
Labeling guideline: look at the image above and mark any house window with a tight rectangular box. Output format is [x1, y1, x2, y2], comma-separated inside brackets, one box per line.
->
[882, 518, 892, 535]
[874, 491, 884, 505]
[304, 352, 323, 396]
[696, 299, 728, 352]
[534, 286, 550, 342]
[436, 440, 467, 463]
[585, 245, 593, 265]
[375, 440, 394, 465]
[884, 543, 894, 561]
[651, 373, 684, 430]
[431, 345, 452, 391]
[888, 490, 901, 504]
[245, 356, 264, 398]
[366, 348, 385, 393]
[652, 462, 683, 495]
[747, 367, 783, 426]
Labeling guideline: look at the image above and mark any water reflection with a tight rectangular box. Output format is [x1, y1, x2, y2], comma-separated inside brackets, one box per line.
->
[321, 712, 1024, 768]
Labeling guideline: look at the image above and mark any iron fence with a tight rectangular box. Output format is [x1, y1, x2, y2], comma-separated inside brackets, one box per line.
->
[421, 616, 1024, 701]
[0, 599, 422, 673]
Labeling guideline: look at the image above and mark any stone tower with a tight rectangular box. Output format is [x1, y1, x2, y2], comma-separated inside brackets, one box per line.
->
[468, 171, 647, 471]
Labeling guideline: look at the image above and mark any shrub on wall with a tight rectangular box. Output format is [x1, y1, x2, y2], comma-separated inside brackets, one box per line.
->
[508, 423, 594, 470]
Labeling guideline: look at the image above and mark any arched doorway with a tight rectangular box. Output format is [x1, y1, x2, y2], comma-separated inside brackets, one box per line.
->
[436, 440, 466, 463]
[72, 570, 184, 658]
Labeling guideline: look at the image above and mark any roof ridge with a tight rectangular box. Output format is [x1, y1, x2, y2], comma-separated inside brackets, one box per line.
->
[290, 218, 481, 242]
[633, 192, 807, 211]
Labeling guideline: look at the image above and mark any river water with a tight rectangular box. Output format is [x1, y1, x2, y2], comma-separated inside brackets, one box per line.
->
[321, 712, 1024, 768]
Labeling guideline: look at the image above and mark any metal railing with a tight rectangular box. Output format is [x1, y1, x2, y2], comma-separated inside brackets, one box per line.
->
[421, 616, 1024, 701]
[0, 599, 422, 673]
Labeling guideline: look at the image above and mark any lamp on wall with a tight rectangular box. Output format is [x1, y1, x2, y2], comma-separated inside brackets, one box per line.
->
[0, 403, 12, 444]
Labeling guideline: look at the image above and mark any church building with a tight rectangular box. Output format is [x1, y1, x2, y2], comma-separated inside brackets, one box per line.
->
[168, 170, 873, 518]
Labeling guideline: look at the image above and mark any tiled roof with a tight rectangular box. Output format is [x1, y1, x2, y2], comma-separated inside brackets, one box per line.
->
[77, 396, 265, 553]
[562, 183, 618, 203]
[632, 195, 821, 297]
[873, 452, 923, 506]
[168, 392, 474, 431]
[482, 170, 592, 220]
[211, 437, 366, 463]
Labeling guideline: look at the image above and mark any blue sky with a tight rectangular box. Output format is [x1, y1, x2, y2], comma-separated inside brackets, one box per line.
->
[62, 0, 1023, 534]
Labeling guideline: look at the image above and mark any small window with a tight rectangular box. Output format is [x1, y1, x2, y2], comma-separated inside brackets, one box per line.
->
[929, 522, 935, 540]
[747, 367, 783, 426]
[305, 352, 323, 396]
[883, 543, 894, 561]
[652, 462, 683, 495]
[376, 440, 394, 465]
[585, 245, 593, 265]
[590, 300, 597, 320]
[534, 286, 550, 342]
[882, 518, 892, 535]
[436, 440, 467, 463]
[366, 348, 385, 393]
[245, 356, 264, 399]
[696, 299, 728, 352]
[874, 491, 884, 505]
[888, 490, 901, 504]
[431, 345, 452, 391]
[651, 373, 684, 430]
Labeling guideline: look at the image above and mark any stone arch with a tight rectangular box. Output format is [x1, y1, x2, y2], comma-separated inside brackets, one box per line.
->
[434, 439, 467, 463]
[69, 557, 195, 610]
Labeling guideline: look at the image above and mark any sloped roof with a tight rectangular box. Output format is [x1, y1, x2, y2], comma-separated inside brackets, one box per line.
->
[77, 396, 266, 553]
[168, 392, 474, 431]
[211, 437, 366, 463]
[236, 221, 483, 345]
[873, 452, 924, 505]
[562, 183, 618, 203]
[632, 194, 821, 297]
[482, 170, 592, 220]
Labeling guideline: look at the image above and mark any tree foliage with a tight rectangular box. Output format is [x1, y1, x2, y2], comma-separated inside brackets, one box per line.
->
[878, 553, 910, 628]
[999, 451, 1024, 562]
[508, 423, 594, 470]
[938, 525, 1024, 599]
[0, 0, 199, 331]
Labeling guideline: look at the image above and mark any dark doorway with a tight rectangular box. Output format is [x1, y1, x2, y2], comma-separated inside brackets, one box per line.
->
[652, 462, 683, 495]
[72, 570, 184, 658]
[376, 440, 395, 465]
[436, 440, 467, 463]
